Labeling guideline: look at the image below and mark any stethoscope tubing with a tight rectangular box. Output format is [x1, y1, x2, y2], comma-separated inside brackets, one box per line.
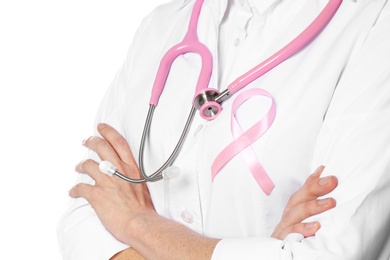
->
[139, 106, 197, 182]
[225, 0, 342, 96]
[111, 0, 342, 184]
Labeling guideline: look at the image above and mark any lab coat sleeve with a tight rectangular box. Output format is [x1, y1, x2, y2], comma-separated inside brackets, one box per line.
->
[56, 67, 129, 259]
[212, 8, 390, 260]
[56, 12, 154, 260]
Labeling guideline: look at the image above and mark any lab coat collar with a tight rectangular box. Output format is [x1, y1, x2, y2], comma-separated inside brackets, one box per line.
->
[180, 0, 356, 22]
[182, 0, 283, 23]
[210, 0, 283, 17]
[203, 0, 282, 23]
[247, 0, 284, 15]
[179, 0, 226, 22]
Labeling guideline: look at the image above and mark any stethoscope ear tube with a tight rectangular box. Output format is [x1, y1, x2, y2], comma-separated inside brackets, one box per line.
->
[99, 161, 146, 183]
[226, 0, 342, 95]
[99, 106, 196, 183]
[138, 105, 196, 182]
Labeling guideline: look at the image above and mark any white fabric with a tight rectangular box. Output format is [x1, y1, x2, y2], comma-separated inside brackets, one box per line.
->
[57, 0, 390, 259]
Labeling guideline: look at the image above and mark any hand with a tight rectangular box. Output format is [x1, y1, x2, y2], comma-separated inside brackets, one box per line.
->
[110, 247, 145, 260]
[271, 166, 338, 240]
[69, 123, 156, 244]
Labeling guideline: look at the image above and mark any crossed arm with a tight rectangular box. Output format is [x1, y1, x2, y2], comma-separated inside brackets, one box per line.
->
[69, 123, 337, 259]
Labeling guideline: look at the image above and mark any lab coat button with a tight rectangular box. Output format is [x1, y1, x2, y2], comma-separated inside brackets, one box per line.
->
[181, 210, 194, 224]
[193, 124, 204, 137]
[234, 38, 240, 46]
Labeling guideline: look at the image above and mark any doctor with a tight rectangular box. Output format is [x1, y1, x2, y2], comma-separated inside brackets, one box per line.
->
[58, 0, 390, 259]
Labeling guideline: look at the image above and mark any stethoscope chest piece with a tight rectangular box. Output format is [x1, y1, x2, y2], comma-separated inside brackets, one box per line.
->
[193, 88, 222, 120]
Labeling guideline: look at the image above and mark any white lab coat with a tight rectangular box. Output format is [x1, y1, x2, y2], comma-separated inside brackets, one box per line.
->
[58, 0, 390, 259]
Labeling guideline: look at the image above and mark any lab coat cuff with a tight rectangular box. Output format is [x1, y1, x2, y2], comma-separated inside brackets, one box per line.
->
[211, 237, 283, 260]
[58, 198, 129, 260]
[59, 215, 129, 260]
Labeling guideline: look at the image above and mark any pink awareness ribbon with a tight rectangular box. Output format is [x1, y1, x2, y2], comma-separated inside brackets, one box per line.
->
[211, 88, 276, 195]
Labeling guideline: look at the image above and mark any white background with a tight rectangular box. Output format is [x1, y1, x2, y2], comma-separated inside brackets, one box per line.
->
[0, 0, 168, 258]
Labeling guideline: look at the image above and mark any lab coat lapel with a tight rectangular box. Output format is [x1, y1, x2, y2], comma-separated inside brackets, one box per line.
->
[198, 0, 228, 92]
[226, 0, 321, 92]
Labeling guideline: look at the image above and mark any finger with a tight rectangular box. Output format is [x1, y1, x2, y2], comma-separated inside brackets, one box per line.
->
[280, 197, 336, 229]
[275, 221, 321, 240]
[288, 166, 326, 207]
[83, 135, 122, 165]
[287, 169, 338, 210]
[304, 165, 324, 184]
[75, 159, 105, 183]
[69, 183, 95, 200]
[307, 175, 339, 198]
[97, 123, 137, 166]
[301, 175, 338, 204]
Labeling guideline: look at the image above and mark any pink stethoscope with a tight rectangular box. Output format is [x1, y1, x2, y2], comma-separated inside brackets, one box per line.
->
[99, 0, 342, 189]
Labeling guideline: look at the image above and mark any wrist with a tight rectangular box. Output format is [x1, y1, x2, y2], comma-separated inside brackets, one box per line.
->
[124, 211, 219, 259]
[124, 210, 159, 245]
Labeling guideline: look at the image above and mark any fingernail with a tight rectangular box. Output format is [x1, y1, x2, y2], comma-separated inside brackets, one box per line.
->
[304, 222, 318, 229]
[311, 166, 324, 178]
[319, 176, 331, 186]
[317, 198, 330, 205]
[97, 123, 106, 130]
